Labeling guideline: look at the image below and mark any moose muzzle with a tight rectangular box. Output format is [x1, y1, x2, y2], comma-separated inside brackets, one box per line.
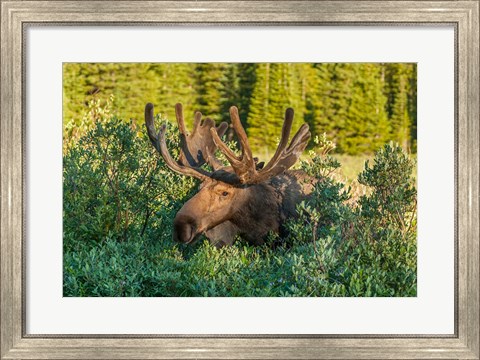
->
[172, 214, 199, 243]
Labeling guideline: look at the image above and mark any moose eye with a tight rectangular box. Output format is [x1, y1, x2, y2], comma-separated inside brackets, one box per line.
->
[221, 191, 229, 197]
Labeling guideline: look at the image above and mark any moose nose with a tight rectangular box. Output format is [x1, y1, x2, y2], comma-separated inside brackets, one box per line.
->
[172, 214, 197, 243]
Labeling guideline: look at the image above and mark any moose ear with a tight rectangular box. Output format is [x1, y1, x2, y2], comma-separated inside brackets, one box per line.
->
[256, 162, 265, 170]
[253, 157, 265, 170]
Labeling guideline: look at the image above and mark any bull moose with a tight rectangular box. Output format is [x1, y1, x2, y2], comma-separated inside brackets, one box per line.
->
[145, 103, 313, 247]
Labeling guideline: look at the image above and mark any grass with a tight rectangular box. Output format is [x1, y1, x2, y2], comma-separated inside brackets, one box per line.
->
[254, 147, 370, 183]
[334, 154, 372, 182]
[255, 148, 409, 183]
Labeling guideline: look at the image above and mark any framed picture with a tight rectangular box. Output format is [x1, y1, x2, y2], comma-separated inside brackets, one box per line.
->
[1, 1, 478, 358]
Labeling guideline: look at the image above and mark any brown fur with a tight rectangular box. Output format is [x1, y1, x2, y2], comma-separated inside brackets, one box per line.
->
[173, 170, 314, 247]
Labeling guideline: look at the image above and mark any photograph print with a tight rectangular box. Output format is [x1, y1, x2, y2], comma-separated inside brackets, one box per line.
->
[63, 63, 417, 297]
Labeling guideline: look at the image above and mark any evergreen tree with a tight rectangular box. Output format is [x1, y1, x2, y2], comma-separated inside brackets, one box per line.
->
[150, 63, 197, 127]
[384, 63, 416, 152]
[304, 63, 338, 140]
[247, 63, 306, 151]
[408, 64, 417, 152]
[236, 63, 257, 119]
[247, 63, 271, 150]
[339, 63, 390, 154]
[62, 63, 162, 140]
[310, 63, 390, 154]
[63, 62, 417, 156]
[195, 63, 227, 123]
[219, 63, 257, 141]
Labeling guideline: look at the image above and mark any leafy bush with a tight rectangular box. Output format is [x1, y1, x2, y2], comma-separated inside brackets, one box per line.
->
[286, 137, 417, 296]
[357, 142, 417, 236]
[64, 112, 417, 297]
[63, 114, 196, 248]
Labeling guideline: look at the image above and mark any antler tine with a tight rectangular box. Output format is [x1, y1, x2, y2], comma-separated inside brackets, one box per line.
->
[211, 106, 311, 184]
[287, 123, 311, 152]
[175, 103, 194, 166]
[175, 104, 229, 170]
[206, 116, 229, 170]
[175, 103, 188, 135]
[157, 124, 212, 180]
[253, 122, 311, 184]
[146, 102, 232, 178]
[209, 106, 258, 183]
[210, 128, 244, 168]
[203, 146, 223, 171]
[192, 111, 202, 136]
[230, 106, 255, 168]
[144, 103, 211, 182]
[260, 108, 294, 173]
[145, 103, 162, 153]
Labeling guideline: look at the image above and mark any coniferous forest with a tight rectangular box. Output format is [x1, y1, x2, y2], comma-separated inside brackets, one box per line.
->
[63, 63, 417, 155]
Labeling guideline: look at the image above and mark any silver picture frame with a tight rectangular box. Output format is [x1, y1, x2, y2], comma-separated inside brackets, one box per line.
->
[1, 1, 478, 358]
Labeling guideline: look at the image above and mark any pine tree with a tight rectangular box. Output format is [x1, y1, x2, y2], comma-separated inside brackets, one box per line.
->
[195, 63, 227, 122]
[384, 63, 416, 152]
[219, 63, 257, 141]
[247, 63, 271, 150]
[304, 63, 338, 141]
[149, 63, 197, 127]
[408, 64, 417, 152]
[247, 63, 306, 152]
[63, 62, 417, 156]
[330, 64, 390, 154]
[236, 63, 257, 119]
[63, 63, 163, 138]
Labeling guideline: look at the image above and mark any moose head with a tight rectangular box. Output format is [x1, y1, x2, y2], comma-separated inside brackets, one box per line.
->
[145, 103, 312, 247]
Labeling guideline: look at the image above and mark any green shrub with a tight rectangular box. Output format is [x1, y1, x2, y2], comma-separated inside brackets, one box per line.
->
[357, 142, 417, 236]
[63, 114, 196, 249]
[285, 137, 417, 296]
[63, 113, 417, 297]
